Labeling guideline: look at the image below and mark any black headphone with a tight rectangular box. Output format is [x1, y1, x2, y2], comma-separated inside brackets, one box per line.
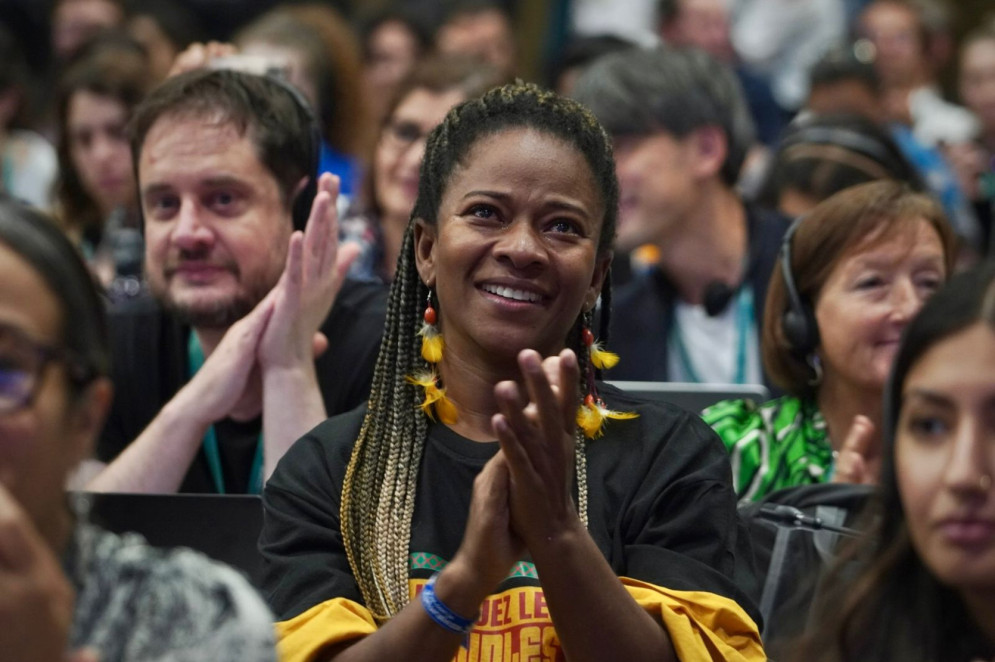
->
[779, 215, 820, 355]
[266, 73, 322, 233]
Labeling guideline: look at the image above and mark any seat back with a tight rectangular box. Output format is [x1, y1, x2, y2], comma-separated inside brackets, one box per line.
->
[77, 491, 265, 587]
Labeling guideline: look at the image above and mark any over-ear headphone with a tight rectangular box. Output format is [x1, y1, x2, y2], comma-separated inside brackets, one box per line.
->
[779, 215, 820, 355]
[265, 73, 322, 234]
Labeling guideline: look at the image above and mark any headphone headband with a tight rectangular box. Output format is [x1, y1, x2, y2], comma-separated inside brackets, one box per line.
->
[779, 214, 820, 355]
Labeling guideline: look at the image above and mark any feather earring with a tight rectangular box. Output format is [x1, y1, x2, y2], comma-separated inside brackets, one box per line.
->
[409, 290, 458, 423]
[419, 291, 444, 364]
[575, 319, 636, 438]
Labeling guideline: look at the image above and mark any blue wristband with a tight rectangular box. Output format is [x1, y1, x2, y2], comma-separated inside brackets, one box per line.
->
[420, 572, 476, 647]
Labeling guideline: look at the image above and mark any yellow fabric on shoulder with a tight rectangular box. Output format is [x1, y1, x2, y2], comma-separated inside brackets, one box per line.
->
[276, 597, 377, 662]
[622, 578, 765, 662]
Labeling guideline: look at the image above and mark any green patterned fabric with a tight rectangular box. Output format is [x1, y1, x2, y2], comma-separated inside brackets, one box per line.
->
[702, 395, 832, 502]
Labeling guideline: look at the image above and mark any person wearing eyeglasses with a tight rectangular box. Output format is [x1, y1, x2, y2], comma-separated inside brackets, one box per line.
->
[0, 199, 276, 661]
[340, 55, 504, 283]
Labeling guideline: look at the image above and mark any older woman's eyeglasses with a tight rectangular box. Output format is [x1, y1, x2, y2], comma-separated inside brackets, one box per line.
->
[0, 324, 83, 415]
[382, 119, 429, 150]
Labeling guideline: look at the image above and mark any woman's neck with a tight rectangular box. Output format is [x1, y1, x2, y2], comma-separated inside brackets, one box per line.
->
[437, 344, 526, 443]
[816, 375, 883, 452]
[657, 187, 746, 305]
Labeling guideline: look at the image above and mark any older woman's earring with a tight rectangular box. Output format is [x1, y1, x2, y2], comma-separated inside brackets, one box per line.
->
[420, 291, 444, 364]
[806, 353, 823, 386]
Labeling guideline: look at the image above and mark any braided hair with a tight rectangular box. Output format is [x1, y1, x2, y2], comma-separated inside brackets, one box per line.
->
[340, 81, 618, 621]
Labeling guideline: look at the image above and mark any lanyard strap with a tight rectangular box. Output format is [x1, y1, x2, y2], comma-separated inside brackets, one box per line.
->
[670, 286, 754, 384]
[187, 332, 264, 494]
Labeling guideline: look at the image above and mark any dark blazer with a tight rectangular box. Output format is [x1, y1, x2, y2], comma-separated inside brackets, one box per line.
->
[606, 203, 790, 391]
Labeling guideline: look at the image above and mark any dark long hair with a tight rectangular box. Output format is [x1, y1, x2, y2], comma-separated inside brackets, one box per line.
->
[0, 199, 108, 394]
[792, 263, 995, 662]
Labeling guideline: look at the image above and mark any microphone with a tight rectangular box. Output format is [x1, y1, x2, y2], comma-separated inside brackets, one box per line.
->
[703, 281, 735, 317]
[757, 504, 862, 538]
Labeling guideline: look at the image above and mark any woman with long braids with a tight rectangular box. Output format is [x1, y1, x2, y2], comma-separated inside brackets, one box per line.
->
[261, 82, 764, 662]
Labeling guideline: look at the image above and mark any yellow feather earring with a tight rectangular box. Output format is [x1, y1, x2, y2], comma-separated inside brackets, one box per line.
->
[576, 322, 636, 438]
[409, 290, 458, 424]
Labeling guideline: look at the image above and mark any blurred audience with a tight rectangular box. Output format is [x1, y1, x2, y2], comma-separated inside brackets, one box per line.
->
[0, 25, 57, 210]
[235, 4, 371, 199]
[705, 181, 955, 501]
[658, 0, 789, 146]
[54, 37, 149, 288]
[790, 262, 995, 662]
[358, 8, 432, 126]
[805, 44, 982, 251]
[731, 0, 846, 112]
[755, 113, 922, 217]
[0, 200, 276, 661]
[549, 33, 635, 96]
[50, 0, 124, 64]
[436, 1, 517, 79]
[125, 0, 207, 84]
[953, 24, 995, 253]
[574, 46, 790, 388]
[342, 55, 503, 283]
[855, 0, 978, 148]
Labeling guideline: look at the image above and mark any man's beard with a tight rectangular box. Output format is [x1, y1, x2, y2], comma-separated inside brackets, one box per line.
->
[161, 291, 256, 329]
[151, 250, 277, 329]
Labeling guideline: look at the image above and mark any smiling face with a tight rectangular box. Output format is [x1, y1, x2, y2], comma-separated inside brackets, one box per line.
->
[896, 322, 995, 600]
[67, 90, 135, 216]
[414, 128, 610, 367]
[814, 218, 946, 396]
[140, 114, 292, 328]
[374, 87, 467, 223]
[612, 131, 698, 252]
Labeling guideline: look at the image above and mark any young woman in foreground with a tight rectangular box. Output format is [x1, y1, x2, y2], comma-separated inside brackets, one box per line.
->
[793, 263, 995, 661]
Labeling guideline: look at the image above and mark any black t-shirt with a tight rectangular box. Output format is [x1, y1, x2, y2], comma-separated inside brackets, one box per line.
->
[98, 278, 388, 493]
[261, 384, 762, 657]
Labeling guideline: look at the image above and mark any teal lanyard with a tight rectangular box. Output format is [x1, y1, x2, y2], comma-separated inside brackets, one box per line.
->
[670, 286, 754, 384]
[187, 333, 264, 494]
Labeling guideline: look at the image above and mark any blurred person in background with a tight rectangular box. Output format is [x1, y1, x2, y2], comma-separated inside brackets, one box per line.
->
[235, 3, 371, 200]
[436, 1, 517, 80]
[0, 25, 57, 211]
[855, 0, 977, 149]
[705, 180, 955, 501]
[125, 0, 207, 85]
[549, 34, 636, 96]
[573, 47, 791, 388]
[342, 55, 503, 283]
[790, 262, 995, 662]
[50, 0, 124, 64]
[951, 24, 995, 254]
[358, 8, 432, 127]
[755, 113, 922, 218]
[805, 43, 982, 253]
[55, 36, 149, 290]
[657, 0, 789, 147]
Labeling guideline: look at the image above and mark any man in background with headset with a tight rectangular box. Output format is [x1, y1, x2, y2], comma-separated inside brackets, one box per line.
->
[85, 68, 386, 493]
[573, 47, 789, 389]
